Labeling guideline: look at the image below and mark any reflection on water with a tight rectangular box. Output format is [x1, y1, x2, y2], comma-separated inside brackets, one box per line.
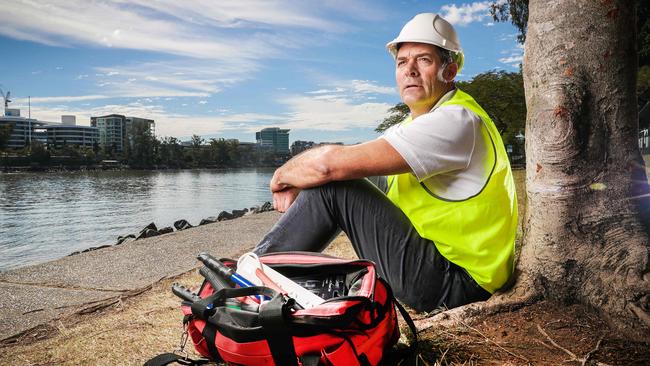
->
[0, 169, 274, 271]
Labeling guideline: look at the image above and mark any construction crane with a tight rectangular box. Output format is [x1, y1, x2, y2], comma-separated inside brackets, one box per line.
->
[0, 87, 11, 115]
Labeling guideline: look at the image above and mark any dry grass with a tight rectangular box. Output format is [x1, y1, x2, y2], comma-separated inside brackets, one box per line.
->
[0, 235, 357, 366]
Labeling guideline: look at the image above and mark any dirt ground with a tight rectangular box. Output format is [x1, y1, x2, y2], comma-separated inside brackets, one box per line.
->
[1, 233, 648, 365]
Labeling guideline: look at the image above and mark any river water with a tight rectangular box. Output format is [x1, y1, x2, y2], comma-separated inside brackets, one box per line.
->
[0, 169, 275, 271]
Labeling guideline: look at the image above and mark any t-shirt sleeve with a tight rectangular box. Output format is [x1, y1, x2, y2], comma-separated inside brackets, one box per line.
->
[380, 105, 479, 181]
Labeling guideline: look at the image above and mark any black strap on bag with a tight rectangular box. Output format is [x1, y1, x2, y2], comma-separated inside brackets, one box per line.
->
[379, 300, 420, 366]
[143, 353, 210, 366]
[259, 293, 300, 366]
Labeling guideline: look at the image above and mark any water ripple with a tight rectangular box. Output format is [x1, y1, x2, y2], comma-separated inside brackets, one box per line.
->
[0, 169, 274, 271]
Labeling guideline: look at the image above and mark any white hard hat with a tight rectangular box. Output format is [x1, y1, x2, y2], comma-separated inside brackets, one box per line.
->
[386, 13, 464, 72]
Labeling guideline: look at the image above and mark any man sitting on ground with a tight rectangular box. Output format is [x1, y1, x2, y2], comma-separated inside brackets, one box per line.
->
[254, 13, 518, 312]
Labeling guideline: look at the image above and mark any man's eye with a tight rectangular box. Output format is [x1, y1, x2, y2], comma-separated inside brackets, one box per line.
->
[397, 60, 406, 67]
[418, 57, 431, 64]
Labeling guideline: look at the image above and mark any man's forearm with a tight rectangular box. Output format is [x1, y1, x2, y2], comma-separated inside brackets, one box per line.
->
[271, 145, 337, 192]
[270, 139, 410, 193]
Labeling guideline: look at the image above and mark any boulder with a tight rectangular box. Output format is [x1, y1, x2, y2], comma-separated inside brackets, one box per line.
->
[158, 226, 174, 234]
[217, 211, 234, 221]
[142, 222, 158, 232]
[231, 209, 247, 219]
[260, 201, 273, 212]
[118, 236, 136, 245]
[136, 228, 160, 240]
[199, 217, 217, 226]
[116, 234, 136, 245]
[81, 244, 112, 253]
[174, 219, 193, 231]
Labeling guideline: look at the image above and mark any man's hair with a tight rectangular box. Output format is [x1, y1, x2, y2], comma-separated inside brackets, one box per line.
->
[436, 47, 454, 67]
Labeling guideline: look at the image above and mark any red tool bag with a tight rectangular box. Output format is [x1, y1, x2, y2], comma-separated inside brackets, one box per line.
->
[145, 252, 417, 366]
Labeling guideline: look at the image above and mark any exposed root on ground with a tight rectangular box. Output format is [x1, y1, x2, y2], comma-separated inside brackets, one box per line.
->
[535, 323, 607, 366]
[414, 286, 541, 332]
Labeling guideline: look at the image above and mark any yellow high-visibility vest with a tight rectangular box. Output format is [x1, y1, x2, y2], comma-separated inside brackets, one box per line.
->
[386, 89, 518, 293]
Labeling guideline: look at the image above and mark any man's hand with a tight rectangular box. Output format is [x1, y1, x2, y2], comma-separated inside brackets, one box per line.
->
[273, 187, 301, 213]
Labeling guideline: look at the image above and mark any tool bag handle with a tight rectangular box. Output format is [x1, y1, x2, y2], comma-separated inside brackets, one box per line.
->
[189, 285, 300, 366]
[190, 285, 278, 320]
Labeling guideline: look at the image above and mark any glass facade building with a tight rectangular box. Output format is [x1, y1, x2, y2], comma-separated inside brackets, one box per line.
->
[255, 127, 290, 154]
[46, 125, 99, 148]
[1, 109, 46, 149]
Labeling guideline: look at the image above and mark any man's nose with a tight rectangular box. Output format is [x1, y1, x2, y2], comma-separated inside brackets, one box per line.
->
[404, 60, 419, 77]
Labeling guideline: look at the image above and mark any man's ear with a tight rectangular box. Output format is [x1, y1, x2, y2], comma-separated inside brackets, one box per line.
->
[443, 62, 459, 82]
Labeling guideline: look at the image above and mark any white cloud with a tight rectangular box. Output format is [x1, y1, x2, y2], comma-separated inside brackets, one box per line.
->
[499, 55, 523, 64]
[92, 59, 261, 98]
[0, 1, 347, 61]
[14, 91, 393, 140]
[350, 80, 396, 95]
[440, 2, 492, 26]
[14, 95, 110, 103]
[306, 80, 395, 97]
[198, 101, 208, 105]
[498, 33, 518, 41]
[279, 94, 392, 132]
[485, 22, 495, 27]
[307, 88, 346, 95]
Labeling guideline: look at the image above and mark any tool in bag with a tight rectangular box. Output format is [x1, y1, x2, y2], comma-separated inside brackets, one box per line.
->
[145, 251, 418, 366]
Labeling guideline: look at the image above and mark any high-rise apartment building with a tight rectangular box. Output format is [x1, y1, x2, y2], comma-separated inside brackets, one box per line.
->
[91, 114, 155, 153]
[255, 127, 290, 154]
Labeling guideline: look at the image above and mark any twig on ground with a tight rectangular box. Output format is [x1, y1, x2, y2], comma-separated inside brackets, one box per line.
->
[536, 323, 578, 360]
[438, 348, 448, 365]
[457, 318, 530, 363]
[581, 337, 604, 366]
[536, 323, 605, 366]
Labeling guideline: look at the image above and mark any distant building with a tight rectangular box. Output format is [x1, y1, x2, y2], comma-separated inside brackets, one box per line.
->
[45, 116, 99, 149]
[91, 114, 126, 153]
[256, 127, 290, 154]
[91, 114, 155, 153]
[291, 140, 315, 155]
[1, 108, 47, 149]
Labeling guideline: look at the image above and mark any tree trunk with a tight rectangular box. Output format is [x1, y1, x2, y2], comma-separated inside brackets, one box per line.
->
[522, 0, 650, 338]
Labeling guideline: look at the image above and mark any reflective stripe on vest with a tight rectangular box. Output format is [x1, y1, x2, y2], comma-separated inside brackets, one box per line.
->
[386, 89, 518, 293]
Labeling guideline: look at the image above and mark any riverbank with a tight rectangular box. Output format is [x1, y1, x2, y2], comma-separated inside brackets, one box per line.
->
[0, 210, 282, 342]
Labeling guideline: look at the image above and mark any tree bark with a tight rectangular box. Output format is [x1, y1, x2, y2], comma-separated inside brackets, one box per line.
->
[522, 0, 650, 338]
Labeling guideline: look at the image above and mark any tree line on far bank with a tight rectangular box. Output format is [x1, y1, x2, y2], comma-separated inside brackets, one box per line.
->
[0, 132, 287, 170]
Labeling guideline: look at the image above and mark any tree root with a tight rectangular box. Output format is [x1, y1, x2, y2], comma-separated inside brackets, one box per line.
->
[414, 288, 541, 332]
[535, 323, 607, 366]
[628, 298, 650, 328]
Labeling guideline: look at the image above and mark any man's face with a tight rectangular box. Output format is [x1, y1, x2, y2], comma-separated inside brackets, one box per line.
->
[395, 42, 449, 117]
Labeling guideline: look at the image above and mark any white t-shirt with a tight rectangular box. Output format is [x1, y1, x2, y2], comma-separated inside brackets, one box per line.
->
[381, 89, 495, 201]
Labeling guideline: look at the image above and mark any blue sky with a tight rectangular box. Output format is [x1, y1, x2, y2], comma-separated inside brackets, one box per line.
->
[0, 0, 521, 144]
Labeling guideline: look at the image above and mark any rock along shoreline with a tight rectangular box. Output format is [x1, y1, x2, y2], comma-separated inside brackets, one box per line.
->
[67, 201, 274, 257]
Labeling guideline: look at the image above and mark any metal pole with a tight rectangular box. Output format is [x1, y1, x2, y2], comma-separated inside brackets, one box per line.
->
[28, 96, 32, 147]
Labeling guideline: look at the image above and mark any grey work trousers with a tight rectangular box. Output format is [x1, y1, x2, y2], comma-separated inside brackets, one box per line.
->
[253, 178, 490, 312]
